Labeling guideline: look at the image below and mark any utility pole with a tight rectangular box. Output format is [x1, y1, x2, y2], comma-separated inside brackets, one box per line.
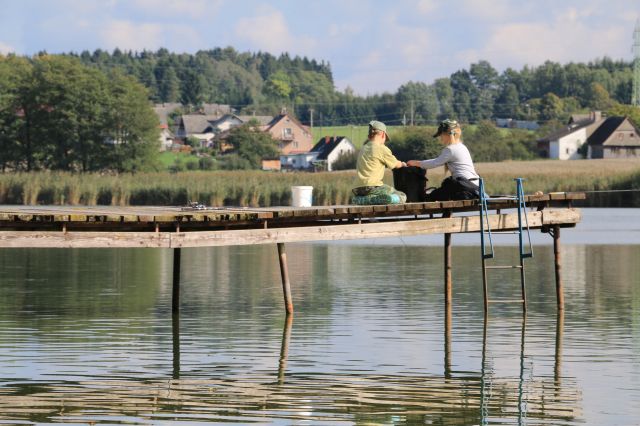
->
[632, 19, 640, 106]
[410, 99, 415, 126]
[309, 108, 314, 128]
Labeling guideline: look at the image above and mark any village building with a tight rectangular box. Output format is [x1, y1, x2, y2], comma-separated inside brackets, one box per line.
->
[537, 111, 640, 159]
[309, 136, 356, 171]
[280, 136, 356, 171]
[263, 111, 314, 155]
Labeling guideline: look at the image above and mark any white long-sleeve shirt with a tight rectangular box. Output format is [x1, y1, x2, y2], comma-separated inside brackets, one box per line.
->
[419, 142, 479, 180]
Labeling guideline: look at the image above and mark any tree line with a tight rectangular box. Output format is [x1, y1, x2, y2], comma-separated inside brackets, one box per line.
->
[67, 48, 634, 126]
[0, 54, 159, 172]
[1, 48, 637, 174]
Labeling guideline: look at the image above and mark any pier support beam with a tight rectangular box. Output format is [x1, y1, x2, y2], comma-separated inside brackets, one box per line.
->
[277, 242, 294, 315]
[172, 248, 181, 314]
[444, 233, 452, 307]
[552, 226, 564, 311]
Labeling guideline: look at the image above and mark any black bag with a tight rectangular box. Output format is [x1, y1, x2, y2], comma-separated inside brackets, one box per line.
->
[393, 166, 428, 202]
[426, 176, 480, 201]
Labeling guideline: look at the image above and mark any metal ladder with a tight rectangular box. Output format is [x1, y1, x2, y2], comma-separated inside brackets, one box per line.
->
[479, 178, 533, 313]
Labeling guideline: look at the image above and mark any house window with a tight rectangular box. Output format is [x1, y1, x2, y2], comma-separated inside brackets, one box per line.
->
[566, 148, 570, 154]
[630, 133, 635, 138]
[283, 128, 293, 139]
[294, 141, 298, 148]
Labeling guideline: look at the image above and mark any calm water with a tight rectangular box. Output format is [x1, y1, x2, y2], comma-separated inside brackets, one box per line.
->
[0, 208, 639, 425]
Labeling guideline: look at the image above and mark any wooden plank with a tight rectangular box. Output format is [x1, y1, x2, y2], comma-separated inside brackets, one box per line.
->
[0, 208, 581, 248]
[171, 208, 581, 248]
[549, 192, 567, 201]
[0, 231, 171, 248]
[543, 208, 582, 225]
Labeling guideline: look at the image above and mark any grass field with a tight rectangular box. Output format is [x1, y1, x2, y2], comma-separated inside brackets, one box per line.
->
[1, 159, 638, 207]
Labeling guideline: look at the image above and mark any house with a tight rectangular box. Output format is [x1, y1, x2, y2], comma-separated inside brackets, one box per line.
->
[280, 136, 356, 171]
[586, 116, 640, 159]
[538, 111, 640, 159]
[263, 111, 314, 155]
[280, 152, 319, 170]
[209, 114, 274, 134]
[158, 124, 174, 151]
[495, 118, 540, 130]
[309, 136, 356, 171]
[175, 114, 218, 139]
[537, 111, 605, 159]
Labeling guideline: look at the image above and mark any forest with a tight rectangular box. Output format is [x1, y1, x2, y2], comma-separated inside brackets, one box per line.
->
[68, 47, 634, 126]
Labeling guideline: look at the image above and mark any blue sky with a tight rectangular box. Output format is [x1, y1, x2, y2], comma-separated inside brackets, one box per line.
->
[0, 0, 638, 94]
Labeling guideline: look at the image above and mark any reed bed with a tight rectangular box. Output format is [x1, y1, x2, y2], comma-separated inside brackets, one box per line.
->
[0, 159, 638, 207]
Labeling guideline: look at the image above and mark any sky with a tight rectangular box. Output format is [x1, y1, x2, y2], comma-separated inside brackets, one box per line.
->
[0, 0, 638, 95]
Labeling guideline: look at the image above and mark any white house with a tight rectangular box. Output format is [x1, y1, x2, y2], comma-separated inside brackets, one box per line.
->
[538, 111, 640, 159]
[309, 136, 357, 171]
[537, 111, 604, 159]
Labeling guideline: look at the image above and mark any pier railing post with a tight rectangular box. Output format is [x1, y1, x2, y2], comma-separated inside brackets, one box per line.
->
[552, 226, 564, 310]
[172, 248, 181, 314]
[277, 242, 294, 315]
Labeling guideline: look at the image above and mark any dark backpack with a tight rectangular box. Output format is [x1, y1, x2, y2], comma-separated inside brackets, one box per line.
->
[392, 167, 428, 202]
[426, 176, 480, 201]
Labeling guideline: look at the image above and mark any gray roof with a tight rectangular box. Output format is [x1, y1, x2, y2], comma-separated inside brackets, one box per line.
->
[237, 115, 274, 126]
[153, 103, 182, 125]
[180, 114, 219, 135]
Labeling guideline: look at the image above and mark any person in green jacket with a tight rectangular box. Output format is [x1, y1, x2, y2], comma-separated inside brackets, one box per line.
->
[352, 120, 407, 203]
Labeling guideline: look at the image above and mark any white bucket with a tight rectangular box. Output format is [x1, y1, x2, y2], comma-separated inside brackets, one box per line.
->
[291, 186, 313, 207]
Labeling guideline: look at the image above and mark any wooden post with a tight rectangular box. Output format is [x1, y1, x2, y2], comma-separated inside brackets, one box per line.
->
[553, 226, 564, 310]
[172, 248, 181, 314]
[172, 313, 180, 379]
[278, 314, 293, 385]
[444, 233, 452, 307]
[444, 303, 452, 379]
[277, 242, 294, 314]
[554, 309, 564, 387]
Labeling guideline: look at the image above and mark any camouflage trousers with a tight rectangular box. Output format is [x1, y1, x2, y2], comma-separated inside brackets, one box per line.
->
[351, 184, 407, 205]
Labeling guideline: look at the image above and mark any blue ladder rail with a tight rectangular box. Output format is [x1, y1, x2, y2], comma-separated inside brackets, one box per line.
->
[479, 178, 533, 314]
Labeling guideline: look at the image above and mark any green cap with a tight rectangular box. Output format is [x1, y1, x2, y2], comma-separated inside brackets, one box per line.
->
[369, 120, 390, 140]
[433, 119, 460, 137]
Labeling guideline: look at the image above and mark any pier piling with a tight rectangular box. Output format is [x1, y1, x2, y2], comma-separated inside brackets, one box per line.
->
[172, 248, 181, 314]
[553, 226, 564, 310]
[277, 243, 294, 315]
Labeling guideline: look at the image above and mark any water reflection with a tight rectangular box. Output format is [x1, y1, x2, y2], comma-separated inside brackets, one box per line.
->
[1, 304, 578, 425]
[1, 229, 639, 424]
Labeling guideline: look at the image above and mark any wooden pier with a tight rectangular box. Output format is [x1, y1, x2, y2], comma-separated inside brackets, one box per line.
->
[0, 192, 584, 313]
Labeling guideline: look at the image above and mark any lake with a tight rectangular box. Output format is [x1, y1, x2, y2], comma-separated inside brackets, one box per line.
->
[0, 208, 638, 425]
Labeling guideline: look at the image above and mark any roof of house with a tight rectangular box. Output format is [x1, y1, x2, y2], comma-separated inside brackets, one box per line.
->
[265, 114, 310, 133]
[587, 116, 640, 147]
[180, 114, 219, 135]
[310, 136, 353, 160]
[153, 103, 182, 125]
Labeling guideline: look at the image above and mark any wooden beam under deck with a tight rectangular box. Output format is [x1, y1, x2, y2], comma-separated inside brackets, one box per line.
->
[0, 208, 581, 248]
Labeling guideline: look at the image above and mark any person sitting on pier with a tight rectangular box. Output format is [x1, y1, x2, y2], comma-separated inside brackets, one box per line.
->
[407, 119, 480, 201]
[351, 120, 407, 205]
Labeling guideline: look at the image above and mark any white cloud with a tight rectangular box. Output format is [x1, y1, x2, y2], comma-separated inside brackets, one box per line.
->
[459, 11, 631, 71]
[100, 20, 201, 51]
[0, 41, 15, 54]
[234, 7, 317, 56]
[129, 0, 224, 20]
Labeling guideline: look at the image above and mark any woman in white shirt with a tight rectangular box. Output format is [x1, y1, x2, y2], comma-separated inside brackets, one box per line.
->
[407, 119, 480, 201]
